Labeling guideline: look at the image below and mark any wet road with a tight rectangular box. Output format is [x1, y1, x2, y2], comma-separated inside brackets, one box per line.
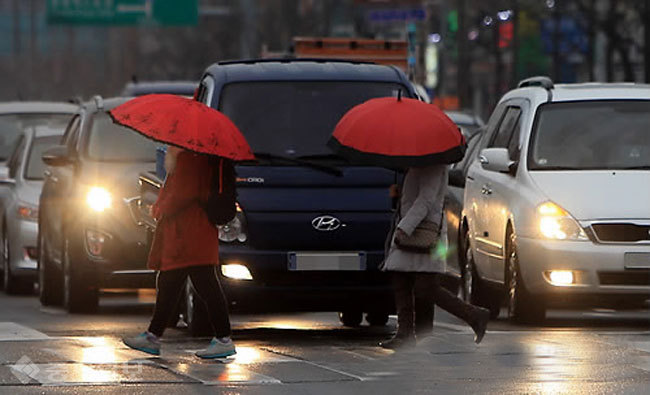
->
[0, 290, 649, 393]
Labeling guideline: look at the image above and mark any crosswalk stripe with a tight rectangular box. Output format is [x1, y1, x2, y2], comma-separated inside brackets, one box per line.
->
[0, 322, 50, 341]
[166, 363, 282, 385]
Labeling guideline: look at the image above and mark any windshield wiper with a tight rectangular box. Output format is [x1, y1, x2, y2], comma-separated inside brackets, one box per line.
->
[620, 166, 650, 170]
[254, 152, 343, 177]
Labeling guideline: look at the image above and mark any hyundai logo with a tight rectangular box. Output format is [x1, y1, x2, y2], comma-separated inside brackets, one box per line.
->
[312, 215, 342, 231]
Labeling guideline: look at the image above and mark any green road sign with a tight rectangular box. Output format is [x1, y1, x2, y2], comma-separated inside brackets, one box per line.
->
[47, 0, 198, 26]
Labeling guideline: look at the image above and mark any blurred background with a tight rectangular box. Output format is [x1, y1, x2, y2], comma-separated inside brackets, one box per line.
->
[1, 0, 649, 119]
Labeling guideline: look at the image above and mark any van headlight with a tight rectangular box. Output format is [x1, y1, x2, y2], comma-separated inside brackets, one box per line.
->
[537, 202, 588, 241]
[218, 205, 247, 243]
[86, 187, 112, 212]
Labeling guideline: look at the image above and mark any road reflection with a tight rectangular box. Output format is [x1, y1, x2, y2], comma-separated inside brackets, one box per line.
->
[528, 334, 592, 394]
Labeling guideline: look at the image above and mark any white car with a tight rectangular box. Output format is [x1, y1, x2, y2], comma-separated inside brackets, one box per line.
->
[0, 102, 76, 163]
[0, 127, 64, 294]
[461, 77, 650, 323]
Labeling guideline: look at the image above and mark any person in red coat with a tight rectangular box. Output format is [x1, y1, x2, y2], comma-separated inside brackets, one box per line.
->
[124, 146, 236, 359]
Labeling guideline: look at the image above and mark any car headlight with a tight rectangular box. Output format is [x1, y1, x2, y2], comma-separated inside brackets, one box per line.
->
[221, 263, 253, 280]
[86, 187, 112, 212]
[17, 203, 39, 222]
[218, 204, 247, 243]
[537, 202, 588, 241]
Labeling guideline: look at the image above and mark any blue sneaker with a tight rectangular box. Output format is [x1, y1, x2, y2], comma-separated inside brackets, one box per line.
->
[195, 337, 236, 359]
[123, 332, 161, 356]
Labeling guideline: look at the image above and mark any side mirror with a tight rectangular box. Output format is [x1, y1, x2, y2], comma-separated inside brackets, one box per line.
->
[448, 168, 466, 188]
[479, 148, 516, 174]
[42, 145, 74, 167]
[0, 166, 14, 185]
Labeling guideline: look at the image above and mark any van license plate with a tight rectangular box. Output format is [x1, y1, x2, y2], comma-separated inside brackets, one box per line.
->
[288, 252, 367, 271]
[624, 253, 650, 269]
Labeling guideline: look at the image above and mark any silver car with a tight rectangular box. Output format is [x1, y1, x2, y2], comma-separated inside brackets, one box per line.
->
[0, 127, 65, 294]
[462, 77, 650, 323]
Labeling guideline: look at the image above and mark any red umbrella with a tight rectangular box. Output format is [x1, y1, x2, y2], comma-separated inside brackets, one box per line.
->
[328, 96, 466, 168]
[109, 94, 255, 161]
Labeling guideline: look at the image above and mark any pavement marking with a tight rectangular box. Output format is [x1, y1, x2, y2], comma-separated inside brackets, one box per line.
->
[299, 359, 369, 382]
[0, 322, 51, 341]
[165, 362, 282, 385]
[366, 371, 399, 377]
[339, 348, 377, 361]
[183, 346, 297, 364]
[10, 362, 186, 386]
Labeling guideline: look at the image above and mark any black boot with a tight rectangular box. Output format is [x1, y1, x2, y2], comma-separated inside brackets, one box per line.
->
[470, 306, 490, 344]
[379, 333, 416, 350]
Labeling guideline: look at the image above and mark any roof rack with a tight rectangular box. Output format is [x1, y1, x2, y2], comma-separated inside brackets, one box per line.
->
[518, 76, 554, 90]
[217, 58, 374, 66]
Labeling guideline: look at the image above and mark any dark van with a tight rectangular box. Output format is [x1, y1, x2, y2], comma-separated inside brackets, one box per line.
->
[139, 59, 417, 334]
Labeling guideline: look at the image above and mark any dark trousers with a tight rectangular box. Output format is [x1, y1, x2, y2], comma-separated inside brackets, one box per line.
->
[148, 265, 231, 338]
[392, 272, 477, 337]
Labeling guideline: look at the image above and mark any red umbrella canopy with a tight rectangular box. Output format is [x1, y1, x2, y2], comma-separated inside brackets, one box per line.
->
[109, 94, 255, 161]
[328, 96, 466, 168]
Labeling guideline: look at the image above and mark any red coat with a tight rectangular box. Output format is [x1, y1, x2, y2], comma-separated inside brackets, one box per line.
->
[147, 151, 220, 271]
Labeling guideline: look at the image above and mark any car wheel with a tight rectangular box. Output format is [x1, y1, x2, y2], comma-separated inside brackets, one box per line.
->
[38, 231, 63, 306]
[62, 236, 98, 313]
[2, 223, 33, 295]
[365, 312, 390, 326]
[462, 227, 500, 319]
[506, 232, 545, 324]
[184, 279, 212, 337]
[460, 230, 477, 304]
[339, 310, 363, 327]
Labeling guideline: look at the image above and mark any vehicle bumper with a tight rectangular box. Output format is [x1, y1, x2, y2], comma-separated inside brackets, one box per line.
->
[9, 219, 38, 277]
[72, 219, 152, 289]
[517, 236, 650, 306]
[217, 246, 394, 313]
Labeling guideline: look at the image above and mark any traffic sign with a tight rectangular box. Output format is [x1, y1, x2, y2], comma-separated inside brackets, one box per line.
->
[47, 0, 198, 26]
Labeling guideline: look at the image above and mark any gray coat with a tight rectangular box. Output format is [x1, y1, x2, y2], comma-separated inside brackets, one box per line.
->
[382, 164, 448, 273]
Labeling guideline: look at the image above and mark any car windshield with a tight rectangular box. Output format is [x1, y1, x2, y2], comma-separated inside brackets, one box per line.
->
[218, 81, 406, 159]
[86, 113, 158, 162]
[25, 135, 60, 180]
[0, 113, 71, 161]
[529, 100, 650, 170]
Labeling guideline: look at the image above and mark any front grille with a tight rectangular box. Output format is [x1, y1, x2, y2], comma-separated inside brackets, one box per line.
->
[591, 223, 650, 243]
[598, 271, 650, 286]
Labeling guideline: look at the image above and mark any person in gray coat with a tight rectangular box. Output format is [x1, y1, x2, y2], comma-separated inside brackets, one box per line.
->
[380, 164, 490, 349]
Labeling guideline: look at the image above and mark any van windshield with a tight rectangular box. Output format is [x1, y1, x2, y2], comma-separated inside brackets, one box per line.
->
[529, 100, 650, 170]
[219, 81, 406, 159]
